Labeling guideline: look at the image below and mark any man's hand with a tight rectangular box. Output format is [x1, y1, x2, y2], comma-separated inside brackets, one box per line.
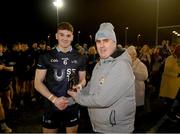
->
[73, 84, 82, 91]
[53, 96, 69, 110]
[68, 90, 78, 99]
[69, 84, 82, 92]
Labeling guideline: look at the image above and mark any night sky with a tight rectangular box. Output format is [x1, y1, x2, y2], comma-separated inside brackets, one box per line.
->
[0, 0, 180, 46]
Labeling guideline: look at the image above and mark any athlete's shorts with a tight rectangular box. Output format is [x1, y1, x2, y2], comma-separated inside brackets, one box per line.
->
[42, 104, 80, 129]
[0, 81, 11, 92]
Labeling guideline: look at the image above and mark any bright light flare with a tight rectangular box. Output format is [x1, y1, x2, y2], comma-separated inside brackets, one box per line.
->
[53, 0, 64, 8]
[137, 34, 141, 38]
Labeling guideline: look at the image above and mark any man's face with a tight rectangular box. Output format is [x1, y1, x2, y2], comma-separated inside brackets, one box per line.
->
[128, 52, 137, 62]
[56, 30, 73, 48]
[96, 39, 116, 59]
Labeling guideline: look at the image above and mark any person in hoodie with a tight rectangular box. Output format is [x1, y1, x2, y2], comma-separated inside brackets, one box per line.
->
[68, 22, 136, 133]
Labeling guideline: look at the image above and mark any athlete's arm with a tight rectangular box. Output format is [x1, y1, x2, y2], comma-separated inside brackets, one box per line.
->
[34, 69, 68, 110]
[34, 69, 51, 98]
[0, 64, 13, 71]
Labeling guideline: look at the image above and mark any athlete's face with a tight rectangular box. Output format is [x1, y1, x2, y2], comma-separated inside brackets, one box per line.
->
[96, 39, 116, 59]
[56, 29, 74, 49]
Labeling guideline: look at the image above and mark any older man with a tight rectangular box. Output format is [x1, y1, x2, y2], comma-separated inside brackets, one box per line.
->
[68, 22, 136, 133]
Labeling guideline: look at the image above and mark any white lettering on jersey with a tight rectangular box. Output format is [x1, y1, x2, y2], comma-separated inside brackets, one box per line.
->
[67, 68, 76, 81]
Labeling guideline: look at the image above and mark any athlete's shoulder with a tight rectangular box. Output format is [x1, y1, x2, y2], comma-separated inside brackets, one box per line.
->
[71, 48, 78, 53]
[38, 49, 56, 61]
[44, 48, 57, 56]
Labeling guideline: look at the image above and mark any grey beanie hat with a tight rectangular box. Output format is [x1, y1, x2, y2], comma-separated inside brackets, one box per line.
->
[95, 22, 117, 43]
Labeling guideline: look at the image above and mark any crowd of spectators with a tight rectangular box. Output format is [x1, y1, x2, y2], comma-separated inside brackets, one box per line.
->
[0, 38, 180, 132]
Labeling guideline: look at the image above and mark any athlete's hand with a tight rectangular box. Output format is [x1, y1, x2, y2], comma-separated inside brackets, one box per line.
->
[54, 96, 69, 110]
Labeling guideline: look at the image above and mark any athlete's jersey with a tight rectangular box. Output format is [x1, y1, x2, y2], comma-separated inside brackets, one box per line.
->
[36, 47, 86, 97]
[0, 52, 15, 90]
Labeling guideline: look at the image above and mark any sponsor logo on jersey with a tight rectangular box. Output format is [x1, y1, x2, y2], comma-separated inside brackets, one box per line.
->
[71, 60, 78, 64]
[62, 58, 69, 65]
[50, 59, 58, 63]
[54, 69, 65, 81]
[54, 68, 76, 82]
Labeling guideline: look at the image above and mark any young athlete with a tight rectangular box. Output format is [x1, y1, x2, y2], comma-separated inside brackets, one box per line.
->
[34, 22, 86, 133]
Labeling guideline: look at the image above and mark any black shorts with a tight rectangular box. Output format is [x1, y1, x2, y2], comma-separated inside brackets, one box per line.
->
[42, 104, 80, 129]
[0, 81, 11, 92]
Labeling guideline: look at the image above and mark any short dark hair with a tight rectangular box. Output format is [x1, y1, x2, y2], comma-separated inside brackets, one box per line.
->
[57, 22, 74, 33]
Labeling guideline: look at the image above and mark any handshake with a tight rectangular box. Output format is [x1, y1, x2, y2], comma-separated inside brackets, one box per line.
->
[49, 72, 83, 111]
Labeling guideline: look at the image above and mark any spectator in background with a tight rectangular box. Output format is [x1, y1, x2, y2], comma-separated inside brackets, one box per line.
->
[87, 46, 99, 80]
[68, 22, 135, 133]
[0, 98, 12, 133]
[0, 43, 13, 133]
[149, 46, 163, 97]
[0, 43, 14, 111]
[127, 45, 148, 131]
[160, 40, 171, 60]
[127, 45, 148, 108]
[159, 44, 180, 121]
[139, 44, 151, 72]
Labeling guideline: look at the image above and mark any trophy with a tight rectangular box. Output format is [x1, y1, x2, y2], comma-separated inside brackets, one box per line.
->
[68, 71, 78, 92]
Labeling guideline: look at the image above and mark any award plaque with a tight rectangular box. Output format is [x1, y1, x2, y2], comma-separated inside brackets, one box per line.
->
[68, 71, 78, 92]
